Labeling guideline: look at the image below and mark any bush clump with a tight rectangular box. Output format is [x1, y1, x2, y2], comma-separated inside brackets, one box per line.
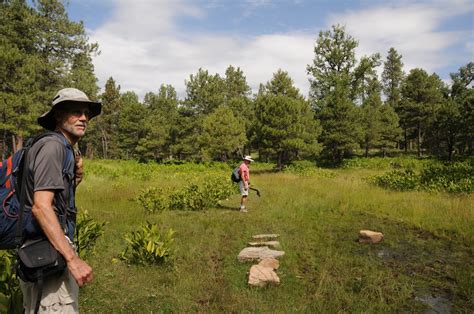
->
[284, 160, 336, 178]
[120, 222, 175, 265]
[75, 210, 108, 257]
[136, 187, 169, 213]
[136, 175, 235, 212]
[373, 160, 473, 193]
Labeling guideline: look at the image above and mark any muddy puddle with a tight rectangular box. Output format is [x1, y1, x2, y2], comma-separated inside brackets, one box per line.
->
[414, 289, 453, 314]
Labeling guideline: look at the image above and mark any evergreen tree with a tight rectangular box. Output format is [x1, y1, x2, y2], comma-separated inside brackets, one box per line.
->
[378, 104, 401, 156]
[0, 1, 41, 155]
[425, 62, 474, 159]
[117, 91, 147, 160]
[0, 0, 99, 154]
[184, 68, 225, 115]
[95, 77, 121, 158]
[382, 47, 405, 150]
[255, 70, 321, 168]
[307, 24, 362, 162]
[450, 62, 473, 156]
[198, 106, 246, 161]
[142, 84, 179, 160]
[382, 48, 404, 108]
[223, 65, 254, 156]
[400, 69, 445, 157]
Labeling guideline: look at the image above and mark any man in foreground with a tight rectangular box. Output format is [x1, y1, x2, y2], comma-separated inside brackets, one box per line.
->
[20, 88, 101, 313]
[239, 155, 254, 212]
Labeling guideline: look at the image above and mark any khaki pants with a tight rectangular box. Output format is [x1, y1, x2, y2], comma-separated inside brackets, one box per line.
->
[20, 269, 79, 313]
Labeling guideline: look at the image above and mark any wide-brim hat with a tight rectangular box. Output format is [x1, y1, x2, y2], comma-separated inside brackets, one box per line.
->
[243, 155, 254, 162]
[38, 88, 102, 131]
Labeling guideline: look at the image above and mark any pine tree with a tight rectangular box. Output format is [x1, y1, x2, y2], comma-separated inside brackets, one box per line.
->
[400, 69, 445, 157]
[95, 77, 121, 158]
[255, 70, 321, 168]
[382, 47, 405, 150]
[307, 25, 362, 162]
[198, 106, 246, 161]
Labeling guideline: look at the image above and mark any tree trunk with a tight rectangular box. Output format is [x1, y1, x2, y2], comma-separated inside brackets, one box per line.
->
[417, 124, 422, 157]
[404, 127, 408, 153]
[15, 134, 23, 152]
[277, 151, 283, 170]
[1, 128, 6, 160]
[447, 135, 454, 161]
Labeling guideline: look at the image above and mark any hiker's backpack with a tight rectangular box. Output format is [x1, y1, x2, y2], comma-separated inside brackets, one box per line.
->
[231, 166, 241, 183]
[0, 132, 75, 250]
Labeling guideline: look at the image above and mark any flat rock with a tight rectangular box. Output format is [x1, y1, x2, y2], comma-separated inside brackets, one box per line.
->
[258, 257, 280, 270]
[248, 241, 281, 249]
[359, 230, 384, 244]
[252, 234, 279, 241]
[238, 247, 285, 262]
[248, 265, 280, 287]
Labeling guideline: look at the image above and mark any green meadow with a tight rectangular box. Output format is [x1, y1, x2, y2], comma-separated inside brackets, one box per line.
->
[77, 159, 473, 313]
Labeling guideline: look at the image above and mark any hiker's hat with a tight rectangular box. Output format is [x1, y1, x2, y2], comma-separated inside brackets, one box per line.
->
[243, 155, 254, 162]
[38, 88, 102, 131]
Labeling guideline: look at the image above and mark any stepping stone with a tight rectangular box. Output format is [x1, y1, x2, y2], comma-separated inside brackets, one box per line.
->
[258, 257, 280, 270]
[252, 234, 279, 241]
[238, 247, 285, 262]
[248, 265, 280, 287]
[248, 241, 281, 249]
[359, 230, 384, 244]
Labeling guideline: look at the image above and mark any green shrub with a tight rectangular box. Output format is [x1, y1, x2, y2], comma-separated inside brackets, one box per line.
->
[202, 176, 235, 207]
[373, 160, 473, 193]
[284, 160, 336, 178]
[120, 222, 175, 265]
[419, 161, 474, 192]
[372, 169, 420, 191]
[169, 184, 205, 211]
[0, 251, 22, 313]
[136, 187, 169, 213]
[75, 210, 107, 258]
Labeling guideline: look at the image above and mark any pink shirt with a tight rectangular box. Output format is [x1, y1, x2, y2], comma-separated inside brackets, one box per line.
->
[239, 163, 250, 182]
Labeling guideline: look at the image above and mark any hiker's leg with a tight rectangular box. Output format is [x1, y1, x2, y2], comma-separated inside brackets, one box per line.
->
[239, 181, 249, 210]
[20, 270, 79, 314]
[241, 195, 247, 208]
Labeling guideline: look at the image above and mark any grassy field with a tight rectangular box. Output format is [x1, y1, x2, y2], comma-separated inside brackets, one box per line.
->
[77, 160, 473, 313]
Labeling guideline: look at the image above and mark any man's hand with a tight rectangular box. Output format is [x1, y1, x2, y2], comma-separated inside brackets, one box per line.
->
[244, 181, 249, 190]
[75, 155, 84, 186]
[67, 255, 93, 287]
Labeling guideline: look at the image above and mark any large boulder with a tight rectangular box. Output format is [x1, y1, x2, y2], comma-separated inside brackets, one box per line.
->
[238, 247, 285, 262]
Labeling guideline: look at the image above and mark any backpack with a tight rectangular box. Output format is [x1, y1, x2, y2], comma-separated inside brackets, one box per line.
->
[231, 166, 241, 183]
[0, 132, 74, 250]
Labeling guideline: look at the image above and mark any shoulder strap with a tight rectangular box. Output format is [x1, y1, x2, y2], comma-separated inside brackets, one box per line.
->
[14, 132, 73, 248]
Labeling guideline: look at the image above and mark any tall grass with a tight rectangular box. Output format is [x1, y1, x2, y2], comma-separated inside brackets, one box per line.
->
[76, 159, 473, 312]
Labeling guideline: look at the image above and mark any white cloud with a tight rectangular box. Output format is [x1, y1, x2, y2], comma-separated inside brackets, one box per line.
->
[327, 1, 474, 74]
[89, 0, 473, 99]
[90, 0, 314, 98]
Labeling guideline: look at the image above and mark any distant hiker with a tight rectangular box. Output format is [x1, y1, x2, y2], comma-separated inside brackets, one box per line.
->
[239, 155, 254, 212]
[20, 88, 101, 313]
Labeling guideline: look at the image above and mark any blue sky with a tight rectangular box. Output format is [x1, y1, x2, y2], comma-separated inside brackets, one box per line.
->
[65, 0, 474, 98]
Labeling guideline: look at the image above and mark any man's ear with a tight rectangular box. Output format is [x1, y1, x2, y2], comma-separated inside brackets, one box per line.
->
[53, 110, 65, 126]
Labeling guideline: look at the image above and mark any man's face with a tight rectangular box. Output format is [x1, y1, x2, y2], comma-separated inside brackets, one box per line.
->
[56, 103, 90, 140]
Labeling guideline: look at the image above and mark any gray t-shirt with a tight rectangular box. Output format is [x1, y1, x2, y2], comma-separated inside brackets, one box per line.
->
[23, 134, 76, 239]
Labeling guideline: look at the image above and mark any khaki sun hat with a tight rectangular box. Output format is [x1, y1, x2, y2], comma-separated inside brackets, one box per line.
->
[243, 155, 254, 162]
[38, 88, 102, 131]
